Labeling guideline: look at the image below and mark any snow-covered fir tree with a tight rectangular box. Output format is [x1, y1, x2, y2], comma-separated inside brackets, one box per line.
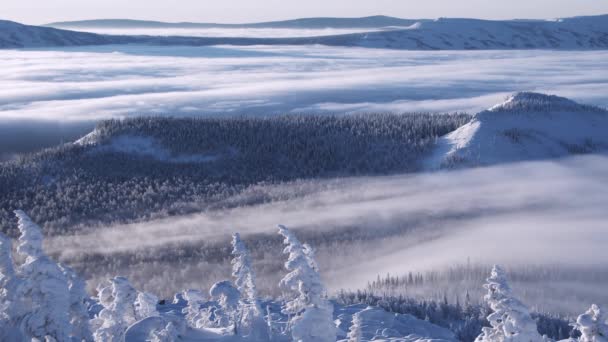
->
[14, 210, 72, 341]
[475, 265, 545, 342]
[573, 304, 608, 342]
[231, 232, 268, 339]
[278, 224, 336, 342]
[60, 264, 94, 342]
[0, 233, 16, 295]
[0, 214, 588, 341]
[183, 289, 207, 329]
[0, 232, 25, 340]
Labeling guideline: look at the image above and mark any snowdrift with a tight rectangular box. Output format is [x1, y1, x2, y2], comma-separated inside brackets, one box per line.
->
[335, 305, 457, 341]
[426, 92, 608, 169]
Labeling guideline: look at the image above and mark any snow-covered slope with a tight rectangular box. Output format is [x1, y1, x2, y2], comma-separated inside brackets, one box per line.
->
[335, 305, 457, 342]
[0, 20, 126, 48]
[82, 134, 224, 163]
[426, 92, 608, 169]
[4, 15, 608, 50]
[318, 15, 608, 49]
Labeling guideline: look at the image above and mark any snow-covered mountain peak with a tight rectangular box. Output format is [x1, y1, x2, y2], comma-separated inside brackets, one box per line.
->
[485, 92, 606, 115]
[426, 92, 608, 169]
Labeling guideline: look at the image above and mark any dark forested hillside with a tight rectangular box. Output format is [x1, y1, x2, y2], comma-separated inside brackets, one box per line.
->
[0, 113, 469, 234]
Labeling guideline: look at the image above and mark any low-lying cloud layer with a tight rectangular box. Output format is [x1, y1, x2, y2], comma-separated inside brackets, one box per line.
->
[2, 47, 608, 123]
[45, 155, 608, 313]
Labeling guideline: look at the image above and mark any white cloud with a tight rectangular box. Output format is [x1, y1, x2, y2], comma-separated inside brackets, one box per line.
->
[1, 47, 607, 122]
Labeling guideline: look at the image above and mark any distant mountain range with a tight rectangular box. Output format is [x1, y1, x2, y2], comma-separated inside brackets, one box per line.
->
[2, 14, 608, 49]
[0, 20, 130, 48]
[46, 15, 418, 29]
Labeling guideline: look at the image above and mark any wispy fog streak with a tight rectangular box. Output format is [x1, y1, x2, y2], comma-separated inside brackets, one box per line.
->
[46, 155, 608, 308]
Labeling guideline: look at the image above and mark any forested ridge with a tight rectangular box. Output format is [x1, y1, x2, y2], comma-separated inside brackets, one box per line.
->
[0, 113, 470, 235]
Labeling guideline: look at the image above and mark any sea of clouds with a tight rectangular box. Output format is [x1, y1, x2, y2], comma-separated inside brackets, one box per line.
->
[3, 45, 607, 158]
[45, 155, 608, 314]
[3, 42, 607, 313]
[2, 46, 608, 123]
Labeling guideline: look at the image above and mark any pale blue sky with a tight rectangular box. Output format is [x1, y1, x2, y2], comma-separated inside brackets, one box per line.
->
[3, 0, 608, 25]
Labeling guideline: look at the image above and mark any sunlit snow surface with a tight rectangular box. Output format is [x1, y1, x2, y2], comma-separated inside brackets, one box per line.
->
[1, 46, 608, 122]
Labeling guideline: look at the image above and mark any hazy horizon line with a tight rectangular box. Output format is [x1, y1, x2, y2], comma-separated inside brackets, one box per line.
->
[5, 12, 607, 27]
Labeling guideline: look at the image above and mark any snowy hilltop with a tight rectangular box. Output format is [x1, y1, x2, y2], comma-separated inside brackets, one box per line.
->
[0, 20, 128, 48]
[425, 92, 608, 169]
[2, 15, 608, 49]
[1, 211, 607, 341]
[0, 114, 469, 232]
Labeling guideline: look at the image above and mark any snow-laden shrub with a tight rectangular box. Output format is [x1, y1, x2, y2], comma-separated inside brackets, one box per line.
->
[183, 289, 207, 329]
[0, 232, 25, 340]
[475, 265, 546, 342]
[278, 224, 336, 342]
[93, 277, 161, 340]
[209, 280, 241, 333]
[572, 304, 608, 342]
[135, 291, 160, 320]
[231, 232, 268, 339]
[15, 210, 72, 341]
[93, 276, 139, 342]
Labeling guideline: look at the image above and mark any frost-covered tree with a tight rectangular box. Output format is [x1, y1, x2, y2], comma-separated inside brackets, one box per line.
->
[0, 232, 25, 340]
[60, 264, 94, 342]
[573, 304, 608, 342]
[209, 280, 241, 333]
[183, 289, 207, 328]
[475, 265, 544, 342]
[0, 233, 16, 293]
[347, 311, 363, 342]
[93, 276, 139, 342]
[231, 232, 268, 339]
[278, 224, 336, 342]
[135, 291, 160, 320]
[14, 210, 72, 342]
[232, 233, 258, 303]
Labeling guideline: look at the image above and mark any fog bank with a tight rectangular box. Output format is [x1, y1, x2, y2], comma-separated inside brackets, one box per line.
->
[43, 155, 608, 313]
